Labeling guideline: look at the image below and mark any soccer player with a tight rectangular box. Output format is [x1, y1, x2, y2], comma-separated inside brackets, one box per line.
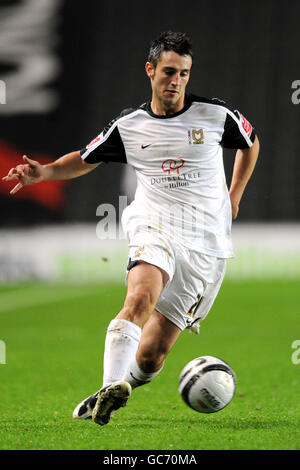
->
[2, 31, 259, 426]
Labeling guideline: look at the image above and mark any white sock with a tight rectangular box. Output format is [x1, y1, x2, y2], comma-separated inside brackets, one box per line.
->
[124, 357, 164, 389]
[102, 319, 141, 388]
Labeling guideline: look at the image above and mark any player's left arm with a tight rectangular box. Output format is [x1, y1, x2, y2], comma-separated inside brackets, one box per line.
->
[229, 135, 260, 219]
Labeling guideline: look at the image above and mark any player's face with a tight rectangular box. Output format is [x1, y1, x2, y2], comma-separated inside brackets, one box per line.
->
[146, 51, 192, 115]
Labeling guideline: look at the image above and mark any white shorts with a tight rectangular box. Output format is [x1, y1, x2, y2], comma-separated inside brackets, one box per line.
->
[126, 226, 226, 331]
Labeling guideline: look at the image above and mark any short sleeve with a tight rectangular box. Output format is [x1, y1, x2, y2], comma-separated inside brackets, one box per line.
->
[221, 108, 256, 149]
[80, 108, 135, 164]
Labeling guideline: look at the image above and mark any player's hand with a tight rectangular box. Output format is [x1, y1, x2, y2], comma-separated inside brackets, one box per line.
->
[229, 190, 240, 220]
[231, 202, 239, 220]
[2, 155, 45, 194]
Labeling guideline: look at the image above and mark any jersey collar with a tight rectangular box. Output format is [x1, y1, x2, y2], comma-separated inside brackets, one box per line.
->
[142, 94, 192, 119]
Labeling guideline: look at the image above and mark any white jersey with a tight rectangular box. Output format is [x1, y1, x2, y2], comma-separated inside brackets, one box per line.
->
[81, 94, 256, 258]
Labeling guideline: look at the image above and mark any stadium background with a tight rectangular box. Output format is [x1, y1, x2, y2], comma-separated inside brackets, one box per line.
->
[0, 0, 299, 283]
[0, 0, 299, 452]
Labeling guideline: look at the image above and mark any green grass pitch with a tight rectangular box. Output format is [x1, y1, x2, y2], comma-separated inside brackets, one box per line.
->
[0, 280, 299, 450]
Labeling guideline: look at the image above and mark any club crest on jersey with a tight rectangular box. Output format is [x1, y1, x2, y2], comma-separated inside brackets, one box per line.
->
[161, 158, 184, 175]
[236, 111, 253, 137]
[188, 129, 204, 145]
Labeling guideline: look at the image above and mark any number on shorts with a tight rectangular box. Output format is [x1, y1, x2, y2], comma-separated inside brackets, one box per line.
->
[187, 293, 204, 318]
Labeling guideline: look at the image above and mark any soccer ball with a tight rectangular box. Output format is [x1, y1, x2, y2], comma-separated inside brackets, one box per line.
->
[178, 355, 236, 413]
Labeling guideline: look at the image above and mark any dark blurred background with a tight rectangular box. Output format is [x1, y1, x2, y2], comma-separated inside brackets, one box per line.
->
[0, 0, 299, 226]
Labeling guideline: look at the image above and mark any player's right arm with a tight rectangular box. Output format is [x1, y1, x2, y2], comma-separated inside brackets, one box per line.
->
[3, 107, 134, 195]
[2, 151, 101, 195]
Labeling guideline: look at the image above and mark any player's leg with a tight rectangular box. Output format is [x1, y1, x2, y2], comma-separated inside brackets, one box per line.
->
[117, 260, 169, 326]
[74, 229, 175, 423]
[101, 261, 168, 387]
[124, 251, 227, 389]
[124, 309, 181, 388]
[72, 309, 179, 422]
[92, 308, 181, 426]
[73, 261, 168, 422]
[91, 261, 170, 425]
[72, 308, 180, 422]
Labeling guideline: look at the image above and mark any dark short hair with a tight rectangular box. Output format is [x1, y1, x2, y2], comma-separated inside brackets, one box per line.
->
[148, 31, 193, 68]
